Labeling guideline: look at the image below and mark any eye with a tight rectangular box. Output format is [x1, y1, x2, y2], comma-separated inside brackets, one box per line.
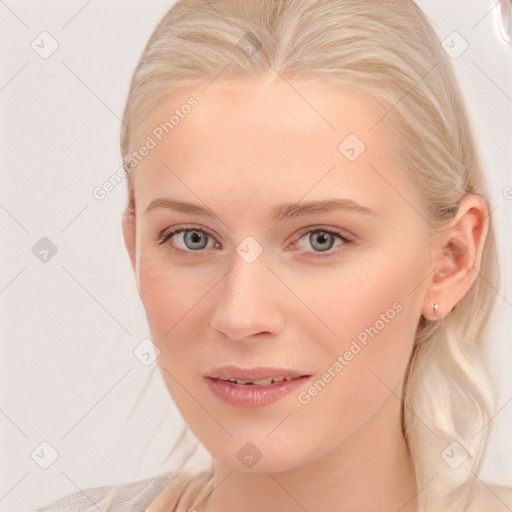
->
[157, 226, 219, 254]
[292, 227, 353, 258]
[156, 225, 353, 257]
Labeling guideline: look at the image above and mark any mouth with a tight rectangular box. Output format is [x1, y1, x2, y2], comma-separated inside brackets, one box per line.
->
[215, 375, 301, 386]
[204, 366, 312, 408]
[205, 365, 310, 384]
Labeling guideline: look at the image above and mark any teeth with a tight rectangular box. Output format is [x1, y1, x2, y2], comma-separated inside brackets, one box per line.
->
[251, 378, 273, 385]
[219, 376, 293, 385]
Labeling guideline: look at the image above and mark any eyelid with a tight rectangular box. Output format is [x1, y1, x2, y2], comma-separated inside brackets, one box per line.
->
[293, 225, 353, 243]
[156, 224, 219, 253]
[156, 224, 353, 257]
[290, 225, 353, 258]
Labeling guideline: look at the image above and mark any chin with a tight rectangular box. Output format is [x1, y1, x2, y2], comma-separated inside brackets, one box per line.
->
[199, 428, 315, 474]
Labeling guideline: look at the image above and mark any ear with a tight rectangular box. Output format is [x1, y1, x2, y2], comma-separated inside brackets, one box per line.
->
[121, 209, 136, 273]
[422, 193, 489, 319]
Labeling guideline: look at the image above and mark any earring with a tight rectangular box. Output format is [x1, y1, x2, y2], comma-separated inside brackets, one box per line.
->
[432, 303, 439, 313]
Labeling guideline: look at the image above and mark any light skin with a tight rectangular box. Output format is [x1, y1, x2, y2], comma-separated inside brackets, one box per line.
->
[121, 75, 488, 512]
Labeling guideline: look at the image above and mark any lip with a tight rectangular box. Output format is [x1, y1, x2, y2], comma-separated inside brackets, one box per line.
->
[205, 365, 310, 381]
[204, 366, 312, 408]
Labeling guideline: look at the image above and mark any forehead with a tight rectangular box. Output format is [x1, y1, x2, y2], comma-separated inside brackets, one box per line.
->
[131, 78, 419, 217]
[138, 78, 381, 155]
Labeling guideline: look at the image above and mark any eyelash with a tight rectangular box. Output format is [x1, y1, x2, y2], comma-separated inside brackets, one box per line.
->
[156, 225, 353, 258]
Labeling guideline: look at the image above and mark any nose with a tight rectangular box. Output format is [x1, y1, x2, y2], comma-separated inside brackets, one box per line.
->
[208, 252, 286, 341]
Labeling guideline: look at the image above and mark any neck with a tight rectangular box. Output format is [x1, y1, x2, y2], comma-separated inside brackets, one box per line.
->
[199, 393, 418, 512]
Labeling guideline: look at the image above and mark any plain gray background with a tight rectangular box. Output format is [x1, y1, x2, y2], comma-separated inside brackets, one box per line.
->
[1, 1, 511, 510]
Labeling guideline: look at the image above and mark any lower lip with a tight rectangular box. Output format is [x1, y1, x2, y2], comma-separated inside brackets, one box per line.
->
[205, 376, 311, 408]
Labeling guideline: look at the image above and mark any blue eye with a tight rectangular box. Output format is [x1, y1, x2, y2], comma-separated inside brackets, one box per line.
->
[293, 228, 352, 258]
[157, 227, 216, 252]
[299, 229, 348, 255]
[157, 225, 352, 257]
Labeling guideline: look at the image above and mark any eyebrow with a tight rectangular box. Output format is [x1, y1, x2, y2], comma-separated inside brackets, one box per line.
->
[145, 197, 380, 221]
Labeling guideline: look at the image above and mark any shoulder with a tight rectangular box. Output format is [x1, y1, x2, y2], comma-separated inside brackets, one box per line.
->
[466, 480, 512, 511]
[32, 471, 177, 512]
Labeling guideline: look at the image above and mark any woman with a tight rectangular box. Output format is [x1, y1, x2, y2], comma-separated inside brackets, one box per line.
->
[34, 0, 511, 510]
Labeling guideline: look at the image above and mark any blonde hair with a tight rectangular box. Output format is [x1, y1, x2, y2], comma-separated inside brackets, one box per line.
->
[120, 1, 500, 510]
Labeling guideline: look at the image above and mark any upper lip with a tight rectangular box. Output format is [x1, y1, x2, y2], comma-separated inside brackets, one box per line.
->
[206, 365, 310, 380]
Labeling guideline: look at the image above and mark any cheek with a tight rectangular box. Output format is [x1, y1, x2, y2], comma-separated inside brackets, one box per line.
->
[137, 251, 220, 365]
[296, 250, 416, 346]
[138, 255, 202, 399]
[138, 255, 178, 334]
[137, 252, 204, 350]
[296, 247, 422, 412]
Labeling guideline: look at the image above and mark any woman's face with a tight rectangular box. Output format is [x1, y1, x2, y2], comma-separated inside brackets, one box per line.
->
[127, 78, 434, 472]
